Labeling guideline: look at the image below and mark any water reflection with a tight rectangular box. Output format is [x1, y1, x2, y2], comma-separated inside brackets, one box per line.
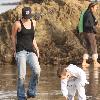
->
[0, 64, 100, 100]
[83, 65, 100, 100]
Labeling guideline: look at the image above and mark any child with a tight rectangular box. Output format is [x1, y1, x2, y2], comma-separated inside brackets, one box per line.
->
[57, 64, 89, 100]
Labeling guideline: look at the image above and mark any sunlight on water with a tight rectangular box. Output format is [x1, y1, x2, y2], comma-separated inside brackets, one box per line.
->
[0, 91, 16, 99]
[0, 0, 21, 14]
[0, 0, 20, 4]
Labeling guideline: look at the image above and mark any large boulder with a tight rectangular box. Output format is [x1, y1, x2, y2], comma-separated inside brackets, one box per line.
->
[0, 0, 100, 64]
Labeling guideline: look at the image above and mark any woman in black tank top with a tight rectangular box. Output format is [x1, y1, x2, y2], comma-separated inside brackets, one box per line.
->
[11, 7, 41, 100]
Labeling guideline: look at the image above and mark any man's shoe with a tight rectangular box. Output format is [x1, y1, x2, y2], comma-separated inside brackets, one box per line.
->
[27, 92, 36, 98]
[18, 97, 27, 100]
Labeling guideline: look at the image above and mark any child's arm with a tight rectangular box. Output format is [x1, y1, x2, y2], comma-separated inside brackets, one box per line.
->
[79, 70, 89, 86]
[61, 79, 68, 99]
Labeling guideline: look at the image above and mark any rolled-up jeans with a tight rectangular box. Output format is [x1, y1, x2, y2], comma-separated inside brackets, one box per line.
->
[81, 32, 97, 54]
[15, 50, 41, 99]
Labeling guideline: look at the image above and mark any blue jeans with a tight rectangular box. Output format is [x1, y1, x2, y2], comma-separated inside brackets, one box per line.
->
[15, 50, 41, 99]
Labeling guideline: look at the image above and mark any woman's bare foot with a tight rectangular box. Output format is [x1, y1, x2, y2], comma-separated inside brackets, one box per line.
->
[82, 62, 90, 67]
[93, 61, 100, 67]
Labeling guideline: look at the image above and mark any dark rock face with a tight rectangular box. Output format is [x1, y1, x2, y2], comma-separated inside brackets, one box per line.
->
[0, 0, 100, 64]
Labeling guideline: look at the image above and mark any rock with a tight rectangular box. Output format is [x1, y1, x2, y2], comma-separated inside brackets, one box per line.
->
[0, 0, 100, 64]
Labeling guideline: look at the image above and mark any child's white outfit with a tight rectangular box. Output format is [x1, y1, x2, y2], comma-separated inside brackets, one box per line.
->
[61, 64, 88, 100]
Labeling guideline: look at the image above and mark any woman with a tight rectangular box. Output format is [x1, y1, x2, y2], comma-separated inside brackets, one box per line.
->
[82, 3, 100, 67]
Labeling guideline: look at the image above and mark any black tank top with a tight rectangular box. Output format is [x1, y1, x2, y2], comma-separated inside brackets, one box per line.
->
[16, 19, 35, 52]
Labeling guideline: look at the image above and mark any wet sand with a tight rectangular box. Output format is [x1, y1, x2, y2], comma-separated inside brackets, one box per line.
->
[0, 64, 100, 100]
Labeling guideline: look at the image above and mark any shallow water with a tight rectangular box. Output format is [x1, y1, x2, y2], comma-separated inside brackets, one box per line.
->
[0, 0, 21, 14]
[0, 64, 100, 100]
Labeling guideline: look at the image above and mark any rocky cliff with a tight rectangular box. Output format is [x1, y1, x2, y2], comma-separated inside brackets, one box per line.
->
[0, 0, 100, 65]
